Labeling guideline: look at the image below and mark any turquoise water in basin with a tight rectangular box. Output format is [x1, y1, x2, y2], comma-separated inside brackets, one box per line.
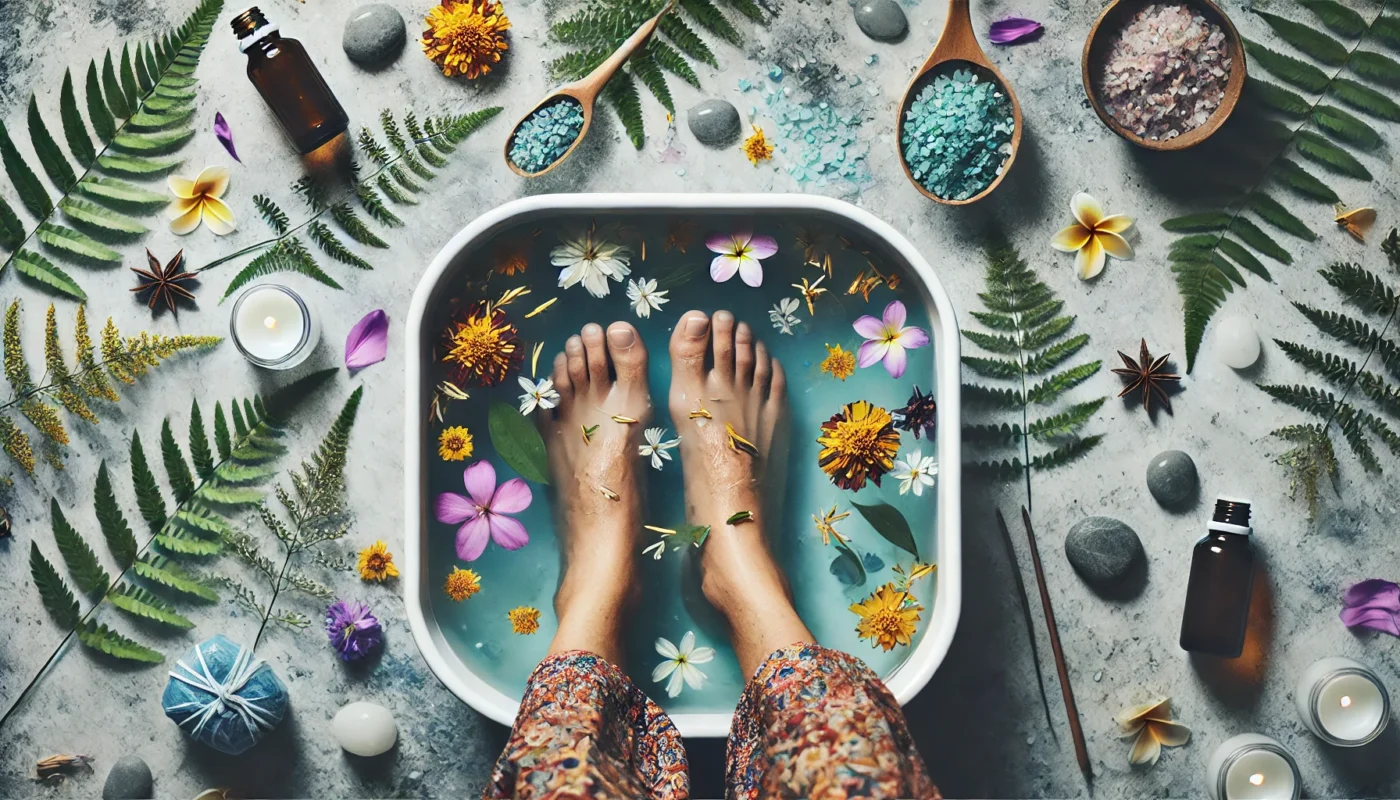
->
[422, 212, 939, 717]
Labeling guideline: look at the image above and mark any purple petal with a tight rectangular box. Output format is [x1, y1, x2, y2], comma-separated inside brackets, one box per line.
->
[463, 461, 498, 507]
[345, 309, 389, 370]
[435, 492, 478, 525]
[747, 234, 779, 259]
[488, 514, 530, 550]
[456, 516, 493, 561]
[883, 345, 908, 379]
[896, 325, 930, 350]
[853, 315, 885, 340]
[739, 257, 764, 287]
[710, 255, 740, 283]
[214, 112, 241, 163]
[989, 16, 1043, 45]
[857, 340, 888, 368]
[882, 300, 908, 330]
[705, 232, 735, 254]
[491, 477, 533, 514]
[1341, 579, 1400, 636]
[1341, 607, 1400, 637]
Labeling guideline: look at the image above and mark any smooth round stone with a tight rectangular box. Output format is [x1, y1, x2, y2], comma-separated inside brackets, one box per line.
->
[1214, 315, 1261, 369]
[342, 4, 407, 67]
[687, 99, 740, 145]
[102, 755, 153, 800]
[1065, 517, 1143, 586]
[854, 0, 908, 40]
[333, 701, 398, 757]
[1147, 450, 1197, 507]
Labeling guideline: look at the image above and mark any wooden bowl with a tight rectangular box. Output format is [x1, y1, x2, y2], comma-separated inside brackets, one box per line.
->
[1081, 0, 1247, 151]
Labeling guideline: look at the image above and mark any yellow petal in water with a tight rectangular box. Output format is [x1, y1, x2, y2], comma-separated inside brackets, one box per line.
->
[611, 415, 639, 424]
[644, 525, 677, 535]
[725, 423, 758, 456]
[525, 297, 557, 318]
[530, 341, 544, 376]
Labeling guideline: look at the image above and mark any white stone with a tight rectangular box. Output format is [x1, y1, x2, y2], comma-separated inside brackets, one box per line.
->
[1215, 315, 1260, 369]
[332, 701, 398, 757]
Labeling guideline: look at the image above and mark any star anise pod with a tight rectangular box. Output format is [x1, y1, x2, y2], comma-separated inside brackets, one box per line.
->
[1113, 339, 1181, 413]
[131, 249, 198, 313]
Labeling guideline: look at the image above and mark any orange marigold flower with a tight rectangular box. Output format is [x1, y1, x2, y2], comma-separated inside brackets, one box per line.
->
[421, 0, 511, 80]
[442, 301, 522, 387]
[820, 343, 856, 381]
[816, 400, 900, 491]
[743, 125, 774, 165]
[508, 605, 540, 635]
[444, 567, 481, 601]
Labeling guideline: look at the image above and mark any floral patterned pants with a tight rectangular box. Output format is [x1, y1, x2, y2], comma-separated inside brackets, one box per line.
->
[485, 643, 940, 799]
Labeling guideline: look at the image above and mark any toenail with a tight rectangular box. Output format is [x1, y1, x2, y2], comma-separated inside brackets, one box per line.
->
[685, 316, 709, 338]
[584, 323, 602, 336]
[608, 328, 635, 349]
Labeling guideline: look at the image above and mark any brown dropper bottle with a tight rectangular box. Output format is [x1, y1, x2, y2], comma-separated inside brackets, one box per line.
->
[1179, 497, 1256, 657]
[231, 7, 348, 154]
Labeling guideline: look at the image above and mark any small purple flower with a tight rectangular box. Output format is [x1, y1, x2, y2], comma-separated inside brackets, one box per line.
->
[854, 300, 930, 379]
[435, 460, 533, 561]
[1340, 579, 1400, 637]
[325, 599, 382, 660]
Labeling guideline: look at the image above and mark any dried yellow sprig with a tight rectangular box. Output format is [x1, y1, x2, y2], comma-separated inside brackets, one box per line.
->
[44, 306, 94, 423]
[0, 415, 35, 475]
[812, 504, 850, 546]
[611, 414, 639, 424]
[495, 286, 531, 308]
[530, 342, 544, 376]
[524, 297, 557, 319]
[791, 275, 828, 315]
[644, 525, 677, 535]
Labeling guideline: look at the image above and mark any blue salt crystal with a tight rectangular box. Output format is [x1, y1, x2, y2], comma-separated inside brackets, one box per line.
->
[865, 54, 879, 65]
[738, 79, 752, 92]
[768, 65, 784, 81]
[899, 68, 1014, 200]
[508, 98, 585, 174]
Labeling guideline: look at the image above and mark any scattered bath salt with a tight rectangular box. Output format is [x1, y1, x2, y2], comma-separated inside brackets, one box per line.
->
[508, 98, 584, 173]
[900, 68, 1015, 201]
[750, 68, 872, 192]
[1096, 2, 1231, 141]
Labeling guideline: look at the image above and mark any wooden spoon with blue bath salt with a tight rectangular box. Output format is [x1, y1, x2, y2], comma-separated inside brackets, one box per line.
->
[505, 1, 675, 178]
[896, 0, 1023, 205]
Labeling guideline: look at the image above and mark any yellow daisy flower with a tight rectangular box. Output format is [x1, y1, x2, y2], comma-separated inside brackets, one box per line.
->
[444, 567, 481, 601]
[421, 0, 511, 79]
[743, 125, 774, 165]
[820, 344, 856, 381]
[508, 605, 540, 635]
[357, 540, 399, 582]
[850, 583, 922, 651]
[438, 425, 474, 461]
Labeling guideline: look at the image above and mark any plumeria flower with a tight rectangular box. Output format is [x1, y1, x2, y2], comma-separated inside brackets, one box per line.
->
[854, 300, 930, 379]
[1050, 192, 1134, 280]
[770, 297, 800, 335]
[551, 228, 632, 298]
[891, 450, 938, 496]
[517, 376, 560, 416]
[626, 278, 669, 319]
[435, 461, 532, 561]
[707, 230, 778, 287]
[638, 427, 681, 470]
[652, 631, 715, 698]
[167, 165, 236, 236]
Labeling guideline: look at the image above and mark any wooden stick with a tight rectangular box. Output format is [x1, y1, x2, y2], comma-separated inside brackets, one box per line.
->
[1021, 505, 1094, 785]
[995, 508, 1058, 738]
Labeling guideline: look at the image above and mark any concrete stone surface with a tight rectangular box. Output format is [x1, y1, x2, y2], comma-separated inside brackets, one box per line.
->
[0, 0, 1398, 798]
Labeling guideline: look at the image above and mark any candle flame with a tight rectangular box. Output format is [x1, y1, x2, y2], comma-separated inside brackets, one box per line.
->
[1340, 695, 1352, 708]
[263, 316, 278, 330]
[1249, 774, 1264, 787]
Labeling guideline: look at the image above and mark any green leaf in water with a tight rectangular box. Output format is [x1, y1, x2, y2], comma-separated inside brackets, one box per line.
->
[851, 500, 919, 559]
[487, 401, 550, 484]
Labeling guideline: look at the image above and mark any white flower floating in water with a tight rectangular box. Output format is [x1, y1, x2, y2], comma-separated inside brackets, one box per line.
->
[652, 630, 715, 698]
[1115, 697, 1190, 767]
[769, 297, 801, 335]
[551, 228, 632, 298]
[626, 277, 669, 319]
[707, 229, 778, 287]
[517, 376, 559, 416]
[638, 426, 681, 470]
[1050, 192, 1134, 281]
[891, 450, 938, 496]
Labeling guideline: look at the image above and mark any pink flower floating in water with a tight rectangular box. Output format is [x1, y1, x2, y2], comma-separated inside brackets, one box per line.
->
[854, 300, 929, 379]
[435, 460, 533, 561]
[1340, 579, 1400, 637]
[707, 230, 778, 287]
[989, 16, 1043, 44]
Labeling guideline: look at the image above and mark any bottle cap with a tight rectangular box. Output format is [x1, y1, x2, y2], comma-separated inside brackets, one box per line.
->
[1210, 496, 1252, 534]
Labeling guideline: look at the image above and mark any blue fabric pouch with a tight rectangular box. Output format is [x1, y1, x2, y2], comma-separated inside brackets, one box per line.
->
[161, 634, 289, 755]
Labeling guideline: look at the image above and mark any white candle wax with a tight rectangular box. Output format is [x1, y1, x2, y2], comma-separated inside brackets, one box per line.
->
[1295, 656, 1390, 746]
[1206, 733, 1300, 800]
[230, 285, 318, 369]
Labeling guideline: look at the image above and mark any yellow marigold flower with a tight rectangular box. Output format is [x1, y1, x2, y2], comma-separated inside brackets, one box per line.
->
[743, 125, 774, 165]
[816, 400, 901, 491]
[444, 567, 481, 601]
[421, 0, 511, 80]
[442, 301, 523, 387]
[508, 605, 540, 635]
[438, 425, 474, 461]
[820, 343, 856, 381]
[850, 583, 921, 651]
[357, 540, 400, 582]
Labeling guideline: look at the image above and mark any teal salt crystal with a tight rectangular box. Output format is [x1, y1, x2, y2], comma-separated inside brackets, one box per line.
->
[900, 68, 1015, 201]
[509, 98, 585, 173]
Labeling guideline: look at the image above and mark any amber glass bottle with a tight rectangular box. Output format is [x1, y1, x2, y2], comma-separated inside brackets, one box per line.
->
[1179, 497, 1255, 657]
[231, 7, 348, 154]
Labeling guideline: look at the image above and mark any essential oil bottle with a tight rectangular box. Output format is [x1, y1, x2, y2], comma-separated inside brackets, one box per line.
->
[232, 7, 349, 154]
[1179, 497, 1256, 657]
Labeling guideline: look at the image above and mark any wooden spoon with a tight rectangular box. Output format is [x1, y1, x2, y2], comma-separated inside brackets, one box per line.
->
[504, 2, 674, 178]
[896, 0, 1023, 205]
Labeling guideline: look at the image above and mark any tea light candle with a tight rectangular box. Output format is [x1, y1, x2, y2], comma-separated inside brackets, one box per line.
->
[1295, 656, 1390, 746]
[1206, 733, 1301, 800]
[229, 284, 319, 369]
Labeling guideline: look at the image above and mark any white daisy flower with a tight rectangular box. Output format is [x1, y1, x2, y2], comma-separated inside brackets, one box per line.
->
[551, 229, 632, 298]
[626, 278, 669, 319]
[652, 631, 715, 698]
[769, 297, 801, 335]
[638, 426, 681, 470]
[517, 376, 560, 416]
[891, 449, 938, 496]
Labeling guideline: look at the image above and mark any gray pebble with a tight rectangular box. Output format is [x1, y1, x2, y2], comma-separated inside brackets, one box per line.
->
[342, 4, 407, 68]
[1147, 450, 1197, 507]
[1065, 517, 1143, 586]
[687, 99, 741, 145]
[102, 756, 153, 800]
[854, 0, 907, 40]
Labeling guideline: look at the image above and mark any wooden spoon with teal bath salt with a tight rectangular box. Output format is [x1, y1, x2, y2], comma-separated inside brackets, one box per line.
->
[897, 0, 1023, 205]
[505, 2, 674, 178]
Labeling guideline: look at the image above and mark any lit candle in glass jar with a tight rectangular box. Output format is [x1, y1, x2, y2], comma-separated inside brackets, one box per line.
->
[1295, 656, 1390, 746]
[229, 284, 320, 369]
[1206, 733, 1301, 800]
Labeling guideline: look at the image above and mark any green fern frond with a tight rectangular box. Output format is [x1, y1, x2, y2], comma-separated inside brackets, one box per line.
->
[1350, 50, 1400, 87]
[1244, 38, 1330, 92]
[253, 195, 289, 235]
[1298, 0, 1366, 37]
[1218, 238, 1273, 280]
[109, 584, 194, 628]
[188, 400, 213, 479]
[95, 461, 138, 569]
[134, 554, 217, 600]
[221, 237, 343, 300]
[1252, 10, 1348, 65]
[1229, 217, 1291, 264]
[160, 418, 196, 503]
[1320, 262, 1398, 315]
[1273, 158, 1340, 203]
[1026, 361, 1102, 404]
[1162, 212, 1232, 232]
[605, 72, 646, 149]
[1330, 78, 1400, 120]
[1296, 131, 1372, 179]
[30, 542, 81, 628]
[1272, 423, 1338, 520]
[130, 431, 167, 532]
[962, 383, 1023, 408]
[1245, 78, 1311, 117]
[1028, 399, 1106, 440]
[1249, 192, 1316, 241]
[77, 620, 163, 663]
[1031, 435, 1102, 471]
[51, 498, 109, 595]
[1312, 105, 1383, 149]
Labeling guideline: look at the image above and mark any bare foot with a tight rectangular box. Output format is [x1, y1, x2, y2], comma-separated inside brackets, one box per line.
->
[668, 310, 813, 675]
[539, 321, 653, 665]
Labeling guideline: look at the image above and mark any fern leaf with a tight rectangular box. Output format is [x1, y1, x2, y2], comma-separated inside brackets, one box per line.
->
[213, 400, 231, 460]
[169, 509, 236, 539]
[374, 174, 416, 205]
[101, 52, 131, 118]
[13, 250, 87, 301]
[1320, 262, 1398, 315]
[130, 431, 167, 532]
[307, 221, 373, 270]
[1372, 15, 1400, 50]
[230, 400, 247, 437]
[681, 0, 741, 44]
[1024, 334, 1089, 375]
[356, 127, 391, 166]
[1249, 192, 1316, 241]
[1218, 238, 1274, 280]
[188, 401, 214, 478]
[1173, 256, 1235, 372]
[1028, 399, 1106, 440]
[354, 183, 402, 227]
[1244, 38, 1330, 92]
[154, 532, 222, 556]
[432, 105, 503, 144]
[1293, 303, 1400, 380]
[94, 461, 138, 569]
[1298, 0, 1366, 37]
[1252, 11, 1348, 65]
[1023, 316, 1076, 350]
[1312, 105, 1383, 150]
[36, 223, 121, 263]
[1273, 158, 1340, 202]
[1026, 361, 1102, 404]
[197, 482, 267, 506]
[0, 196, 24, 251]
[628, 50, 675, 113]
[133, 554, 218, 600]
[719, 0, 764, 21]
[1162, 211, 1232, 232]
[78, 620, 163, 663]
[1330, 77, 1400, 121]
[1229, 217, 1291, 264]
[966, 458, 1024, 481]
[118, 45, 140, 110]
[252, 195, 290, 235]
[84, 61, 116, 143]
[60, 197, 147, 235]
[221, 238, 343, 300]
[963, 422, 1022, 445]
[962, 355, 1022, 379]
[111, 128, 195, 154]
[605, 73, 646, 149]
[0, 119, 54, 219]
[963, 383, 1024, 408]
[962, 329, 1020, 354]
[27, 95, 77, 192]
[1295, 131, 1371, 180]
[51, 499, 109, 595]
[160, 418, 196, 503]
[30, 543, 81, 628]
[109, 584, 194, 628]
[95, 153, 182, 177]
[1272, 423, 1337, 520]
[330, 202, 388, 248]
[648, 39, 701, 87]
[1334, 404, 1382, 471]
[660, 14, 717, 66]
[1245, 78, 1310, 117]
[1350, 50, 1400, 87]
[1031, 435, 1102, 471]
[75, 176, 169, 207]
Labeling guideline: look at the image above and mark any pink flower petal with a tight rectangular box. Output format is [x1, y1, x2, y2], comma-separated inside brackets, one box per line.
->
[491, 477, 533, 514]
[1341, 608, 1400, 637]
[705, 232, 735, 254]
[853, 315, 885, 339]
[214, 112, 241, 163]
[1341, 579, 1400, 636]
[710, 255, 741, 283]
[739, 257, 764, 287]
[435, 492, 477, 525]
[882, 300, 908, 330]
[989, 16, 1043, 44]
[883, 345, 908, 379]
[896, 325, 930, 350]
[456, 516, 493, 561]
[463, 461, 498, 507]
[747, 234, 779, 259]
[345, 309, 389, 370]
[488, 514, 530, 550]
[857, 340, 889, 368]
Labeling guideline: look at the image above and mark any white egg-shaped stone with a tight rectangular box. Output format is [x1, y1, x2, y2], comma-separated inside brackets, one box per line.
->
[1215, 315, 1260, 369]
[332, 701, 398, 757]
